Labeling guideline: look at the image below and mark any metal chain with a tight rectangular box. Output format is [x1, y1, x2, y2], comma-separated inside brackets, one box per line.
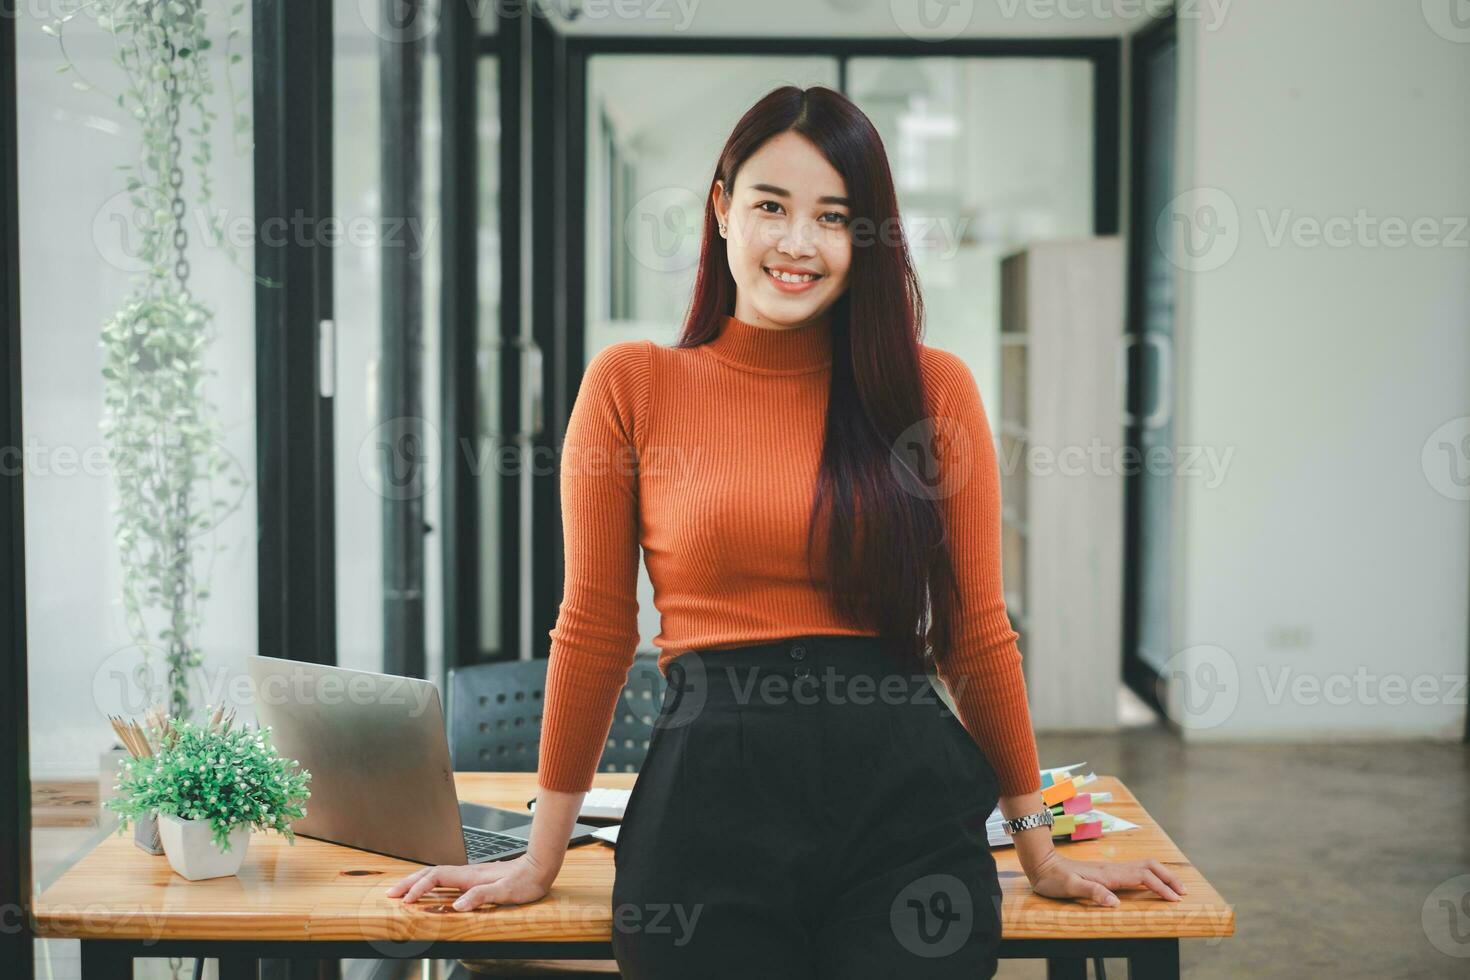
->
[155, 2, 195, 744]
[160, 8, 191, 299]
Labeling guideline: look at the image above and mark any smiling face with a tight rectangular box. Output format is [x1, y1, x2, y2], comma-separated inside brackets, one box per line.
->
[712, 130, 853, 331]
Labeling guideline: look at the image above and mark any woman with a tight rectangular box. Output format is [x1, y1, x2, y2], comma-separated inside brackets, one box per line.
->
[390, 85, 1185, 976]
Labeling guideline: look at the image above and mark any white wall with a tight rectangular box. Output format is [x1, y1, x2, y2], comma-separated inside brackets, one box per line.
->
[1165, 1, 1470, 739]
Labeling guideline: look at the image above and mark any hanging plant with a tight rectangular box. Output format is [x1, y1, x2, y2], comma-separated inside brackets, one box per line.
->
[47, 0, 253, 721]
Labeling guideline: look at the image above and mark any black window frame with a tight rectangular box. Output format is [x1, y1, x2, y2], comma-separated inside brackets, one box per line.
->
[1, 0, 35, 972]
[253, 0, 337, 668]
[1121, 11, 1177, 715]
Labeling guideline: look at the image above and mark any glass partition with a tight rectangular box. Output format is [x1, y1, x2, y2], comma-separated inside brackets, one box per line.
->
[333, 0, 387, 676]
[17, 5, 257, 977]
[333, 0, 445, 681]
[847, 56, 1094, 418]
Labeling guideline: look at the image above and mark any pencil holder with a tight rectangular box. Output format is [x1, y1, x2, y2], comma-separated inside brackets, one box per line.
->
[133, 812, 164, 855]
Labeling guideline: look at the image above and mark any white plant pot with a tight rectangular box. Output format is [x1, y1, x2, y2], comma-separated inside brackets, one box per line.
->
[157, 814, 251, 881]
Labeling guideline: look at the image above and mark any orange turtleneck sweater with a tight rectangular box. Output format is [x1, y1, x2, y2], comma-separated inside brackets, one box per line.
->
[537, 314, 1042, 798]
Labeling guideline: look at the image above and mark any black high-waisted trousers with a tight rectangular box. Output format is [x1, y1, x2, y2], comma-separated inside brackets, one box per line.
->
[611, 634, 1003, 979]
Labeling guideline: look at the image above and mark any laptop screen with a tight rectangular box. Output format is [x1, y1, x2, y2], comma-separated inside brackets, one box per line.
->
[457, 801, 531, 832]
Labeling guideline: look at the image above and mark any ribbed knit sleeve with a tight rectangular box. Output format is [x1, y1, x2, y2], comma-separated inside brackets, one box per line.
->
[537, 340, 652, 793]
[922, 348, 1042, 798]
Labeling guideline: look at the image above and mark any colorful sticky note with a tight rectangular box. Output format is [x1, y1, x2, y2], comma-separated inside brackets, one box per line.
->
[1040, 771, 1055, 789]
[1062, 793, 1092, 815]
[1052, 814, 1076, 836]
[1041, 776, 1076, 807]
[1070, 819, 1102, 841]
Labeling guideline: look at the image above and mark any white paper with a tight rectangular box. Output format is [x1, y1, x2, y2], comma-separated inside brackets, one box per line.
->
[529, 786, 632, 820]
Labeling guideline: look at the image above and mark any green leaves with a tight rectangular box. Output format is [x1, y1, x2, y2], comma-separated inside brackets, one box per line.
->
[97, 279, 250, 716]
[106, 718, 313, 853]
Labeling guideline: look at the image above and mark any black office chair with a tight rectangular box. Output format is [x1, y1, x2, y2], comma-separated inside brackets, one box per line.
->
[446, 652, 667, 775]
[446, 658, 549, 772]
[445, 653, 665, 979]
[601, 652, 667, 773]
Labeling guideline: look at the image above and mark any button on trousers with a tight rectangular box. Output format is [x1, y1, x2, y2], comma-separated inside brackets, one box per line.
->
[611, 635, 1003, 979]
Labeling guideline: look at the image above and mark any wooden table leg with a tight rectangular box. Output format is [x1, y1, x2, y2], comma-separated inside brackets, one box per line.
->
[79, 940, 131, 979]
[1126, 939, 1180, 979]
[1046, 957, 1088, 979]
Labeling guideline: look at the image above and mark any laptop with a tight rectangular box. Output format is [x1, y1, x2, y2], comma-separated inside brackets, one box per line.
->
[245, 655, 602, 865]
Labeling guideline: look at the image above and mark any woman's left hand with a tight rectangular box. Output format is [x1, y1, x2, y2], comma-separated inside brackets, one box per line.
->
[386, 853, 556, 911]
[1028, 852, 1188, 908]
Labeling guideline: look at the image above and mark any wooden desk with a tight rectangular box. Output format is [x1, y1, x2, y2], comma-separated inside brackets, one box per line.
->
[32, 774, 1232, 978]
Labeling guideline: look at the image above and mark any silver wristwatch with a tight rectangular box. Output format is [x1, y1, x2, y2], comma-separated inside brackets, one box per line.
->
[1002, 809, 1055, 835]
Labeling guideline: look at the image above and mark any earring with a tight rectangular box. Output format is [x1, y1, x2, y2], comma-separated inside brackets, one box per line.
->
[718, 222, 727, 236]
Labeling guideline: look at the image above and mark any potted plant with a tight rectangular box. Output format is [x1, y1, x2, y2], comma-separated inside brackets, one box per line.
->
[106, 708, 311, 881]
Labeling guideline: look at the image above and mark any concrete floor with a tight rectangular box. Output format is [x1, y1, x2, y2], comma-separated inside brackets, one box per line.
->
[31, 727, 1470, 978]
[1006, 727, 1470, 979]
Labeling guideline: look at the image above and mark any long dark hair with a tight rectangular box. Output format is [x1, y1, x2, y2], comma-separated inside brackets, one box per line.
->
[676, 85, 960, 677]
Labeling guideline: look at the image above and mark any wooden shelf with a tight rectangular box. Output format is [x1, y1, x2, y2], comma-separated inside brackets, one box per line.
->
[999, 239, 1125, 732]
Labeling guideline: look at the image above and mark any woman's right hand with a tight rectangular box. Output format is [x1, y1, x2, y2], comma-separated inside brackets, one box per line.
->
[386, 851, 558, 911]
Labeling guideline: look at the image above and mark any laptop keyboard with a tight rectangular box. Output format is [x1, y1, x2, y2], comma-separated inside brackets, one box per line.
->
[462, 826, 524, 862]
